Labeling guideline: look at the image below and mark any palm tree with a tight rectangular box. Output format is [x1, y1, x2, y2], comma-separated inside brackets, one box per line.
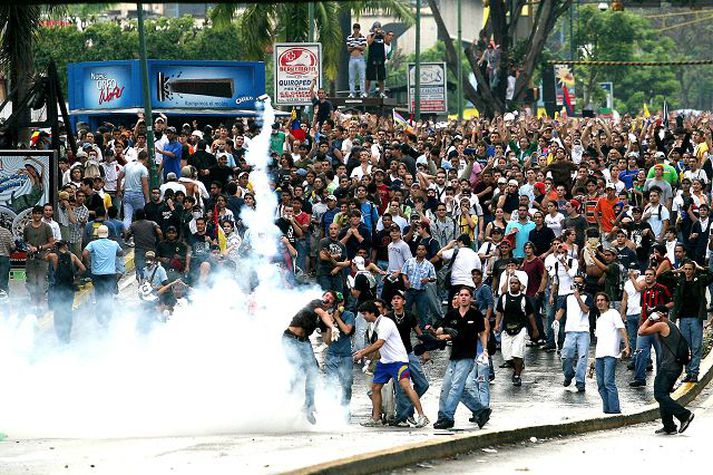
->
[210, 1, 414, 83]
[0, 5, 45, 141]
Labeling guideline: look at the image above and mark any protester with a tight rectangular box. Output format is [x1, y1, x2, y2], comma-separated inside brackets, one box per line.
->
[593, 292, 631, 414]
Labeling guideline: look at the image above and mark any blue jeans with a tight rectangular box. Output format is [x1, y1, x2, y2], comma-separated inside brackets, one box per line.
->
[282, 334, 318, 413]
[317, 274, 344, 294]
[625, 314, 640, 354]
[134, 248, 149, 280]
[405, 288, 431, 329]
[595, 356, 620, 413]
[634, 333, 659, 382]
[395, 352, 429, 421]
[348, 56, 366, 95]
[295, 238, 308, 273]
[437, 359, 487, 422]
[562, 331, 591, 388]
[0, 255, 10, 293]
[324, 353, 353, 406]
[425, 281, 444, 321]
[678, 317, 703, 377]
[545, 293, 567, 347]
[467, 349, 491, 408]
[122, 191, 145, 230]
[375, 260, 388, 297]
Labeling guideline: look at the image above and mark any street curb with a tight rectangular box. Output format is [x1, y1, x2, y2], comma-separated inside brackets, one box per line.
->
[287, 349, 713, 475]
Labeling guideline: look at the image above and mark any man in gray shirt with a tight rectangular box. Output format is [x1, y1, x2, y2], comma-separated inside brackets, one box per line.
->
[118, 150, 150, 230]
[382, 224, 413, 303]
[127, 208, 163, 279]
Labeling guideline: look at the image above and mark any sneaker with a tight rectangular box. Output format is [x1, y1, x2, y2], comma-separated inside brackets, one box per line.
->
[360, 418, 383, 427]
[348, 93, 355, 98]
[679, 413, 695, 433]
[360, 93, 368, 98]
[626, 361, 635, 371]
[543, 345, 557, 353]
[646, 363, 653, 372]
[563, 376, 573, 387]
[576, 385, 586, 393]
[379, 92, 387, 99]
[414, 415, 430, 428]
[513, 375, 522, 387]
[389, 419, 409, 427]
[682, 375, 698, 383]
[433, 418, 453, 429]
[406, 416, 417, 426]
[306, 411, 317, 425]
[500, 360, 513, 369]
[489, 372, 496, 382]
[476, 408, 492, 429]
[654, 427, 677, 435]
[629, 379, 646, 388]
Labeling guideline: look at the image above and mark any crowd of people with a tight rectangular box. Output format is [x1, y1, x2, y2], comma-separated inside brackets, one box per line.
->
[2, 90, 710, 434]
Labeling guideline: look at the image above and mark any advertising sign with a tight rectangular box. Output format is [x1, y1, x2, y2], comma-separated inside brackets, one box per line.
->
[554, 64, 576, 115]
[0, 151, 56, 256]
[149, 61, 264, 109]
[274, 43, 322, 106]
[599, 82, 614, 109]
[407, 62, 447, 114]
[68, 60, 265, 111]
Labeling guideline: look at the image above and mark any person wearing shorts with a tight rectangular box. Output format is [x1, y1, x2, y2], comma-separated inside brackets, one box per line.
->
[354, 300, 430, 428]
[496, 275, 539, 387]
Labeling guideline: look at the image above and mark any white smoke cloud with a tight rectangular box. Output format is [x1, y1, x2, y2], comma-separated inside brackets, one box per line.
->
[0, 100, 349, 438]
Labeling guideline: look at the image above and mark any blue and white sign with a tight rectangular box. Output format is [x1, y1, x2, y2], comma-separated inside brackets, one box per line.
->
[68, 60, 266, 112]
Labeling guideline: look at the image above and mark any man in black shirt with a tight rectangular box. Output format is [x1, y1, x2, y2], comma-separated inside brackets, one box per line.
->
[283, 291, 338, 424]
[496, 275, 539, 387]
[528, 211, 555, 257]
[388, 291, 430, 426]
[433, 287, 490, 429]
[365, 21, 387, 97]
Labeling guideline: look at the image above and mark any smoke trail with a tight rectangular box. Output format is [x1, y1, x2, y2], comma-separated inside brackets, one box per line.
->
[0, 99, 349, 438]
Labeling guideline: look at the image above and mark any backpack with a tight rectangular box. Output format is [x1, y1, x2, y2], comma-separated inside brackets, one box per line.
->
[660, 323, 691, 366]
[499, 293, 527, 335]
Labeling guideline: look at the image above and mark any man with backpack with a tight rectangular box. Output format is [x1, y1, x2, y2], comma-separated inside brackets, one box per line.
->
[663, 259, 712, 383]
[590, 247, 625, 309]
[638, 306, 695, 435]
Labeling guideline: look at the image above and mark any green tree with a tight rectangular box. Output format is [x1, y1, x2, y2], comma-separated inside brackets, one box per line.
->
[210, 1, 414, 83]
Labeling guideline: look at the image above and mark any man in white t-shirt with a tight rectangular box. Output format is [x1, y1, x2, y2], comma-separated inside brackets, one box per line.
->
[543, 242, 578, 350]
[555, 274, 592, 392]
[497, 259, 528, 298]
[593, 292, 631, 414]
[619, 263, 645, 357]
[354, 301, 429, 428]
[437, 233, 482, 302]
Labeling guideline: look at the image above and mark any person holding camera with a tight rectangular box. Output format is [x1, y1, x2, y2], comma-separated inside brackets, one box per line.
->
[365, 21, 387, 98]
[638, 305, 695, 434]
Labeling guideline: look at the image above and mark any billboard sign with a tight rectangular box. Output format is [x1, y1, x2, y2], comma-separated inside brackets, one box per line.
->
[68, 60, 265, 111]
[407, 62, 447, 114]
[274, 43, 322, 106]
[0, 151, 56, 262]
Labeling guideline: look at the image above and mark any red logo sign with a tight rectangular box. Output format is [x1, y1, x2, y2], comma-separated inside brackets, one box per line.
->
[278, 48, 318, 75]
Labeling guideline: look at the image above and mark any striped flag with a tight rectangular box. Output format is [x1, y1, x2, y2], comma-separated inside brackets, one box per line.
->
[392, 110, 412, 132]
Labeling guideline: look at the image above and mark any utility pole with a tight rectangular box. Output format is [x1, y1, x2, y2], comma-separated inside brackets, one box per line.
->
[415, 0, 421, 121]
[137, 2, 157, 188]
[457, 0, 463, 121]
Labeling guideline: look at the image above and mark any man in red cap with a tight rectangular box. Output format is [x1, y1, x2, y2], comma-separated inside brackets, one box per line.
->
[564, 199, 587, 248]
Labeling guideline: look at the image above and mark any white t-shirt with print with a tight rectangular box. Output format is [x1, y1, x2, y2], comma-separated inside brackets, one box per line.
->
[442, 246, 482, 286]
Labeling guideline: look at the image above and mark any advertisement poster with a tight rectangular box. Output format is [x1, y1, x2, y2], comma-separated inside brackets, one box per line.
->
[407, 62, 447, 114]
[0, 151, 55, 245]
[274, 43, 322, 106]
[68, 60, 265, 111]
[554, 64, 576, 116]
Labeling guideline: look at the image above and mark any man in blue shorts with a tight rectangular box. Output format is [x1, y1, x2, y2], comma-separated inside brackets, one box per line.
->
[354, 300, 430, 428]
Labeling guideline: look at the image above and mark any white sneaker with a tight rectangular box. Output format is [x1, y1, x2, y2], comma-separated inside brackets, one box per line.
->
[348, 93, 355, 98]
[379, 92, 387, 99]
[360, 93, 368, 98]
[360, 418, 382, 427]
[414, 415, 430, 428]
[407, 416, 417, 426]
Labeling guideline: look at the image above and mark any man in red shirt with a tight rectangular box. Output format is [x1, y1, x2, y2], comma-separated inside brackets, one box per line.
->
[292, 198, 312, 274]
[595, 182, 619, 233]
[630, 267, 672, 387]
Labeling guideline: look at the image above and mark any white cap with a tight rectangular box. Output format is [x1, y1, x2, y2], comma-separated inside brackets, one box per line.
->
[508, 179, 518, 186]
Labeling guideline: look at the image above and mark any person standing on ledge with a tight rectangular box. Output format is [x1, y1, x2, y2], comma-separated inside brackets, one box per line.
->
[346, 22, 367, 98]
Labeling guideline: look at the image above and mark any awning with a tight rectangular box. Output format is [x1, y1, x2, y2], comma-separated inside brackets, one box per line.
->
[69, 108, 290, 117]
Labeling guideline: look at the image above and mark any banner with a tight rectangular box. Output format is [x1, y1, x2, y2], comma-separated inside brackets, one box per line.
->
[0, 151, 55, 249]
[274, 43, 322, 106]
[68, 60, 265, 111]
[407, 62, 447, 114]
[553, 64, 576, 116]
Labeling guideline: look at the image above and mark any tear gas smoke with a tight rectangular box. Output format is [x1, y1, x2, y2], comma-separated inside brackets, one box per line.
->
[0, 99, 349, 438]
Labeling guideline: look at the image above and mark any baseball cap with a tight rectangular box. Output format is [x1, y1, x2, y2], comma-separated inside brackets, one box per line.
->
[166, 226, 178, 233]
[498, 177, 508, 184]
[327, 194, 337, 201]
[393, 289, 406, 299]
[654, 151, 666, 160]
[534, 182, 546, 194]
[508, 179, 518, 186]
[166, 172, 177, 181]
[569, 199, 581, 210]
[96, 225, 109, 238]
[166, 126, 177, 134]
[145, 250, 156, 259]
[352, 256, 366, 271]
[605, 182, 616, 190]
